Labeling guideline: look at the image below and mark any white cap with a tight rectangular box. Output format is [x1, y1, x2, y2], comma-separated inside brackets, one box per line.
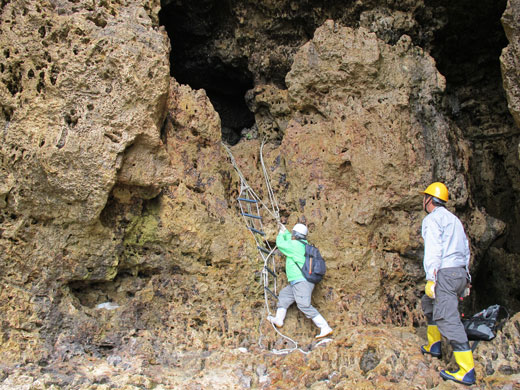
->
[292, 223, 308, 237]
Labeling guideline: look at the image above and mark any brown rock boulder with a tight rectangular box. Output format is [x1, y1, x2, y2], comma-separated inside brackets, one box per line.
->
[0, 0, 171, 360]
[0, 1, 516, 388]
[501, 0, 520, 127]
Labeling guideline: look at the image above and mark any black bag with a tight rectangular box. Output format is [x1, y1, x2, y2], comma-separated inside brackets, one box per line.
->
[295, 241, 326, 284]
[463, 304, 508, 341]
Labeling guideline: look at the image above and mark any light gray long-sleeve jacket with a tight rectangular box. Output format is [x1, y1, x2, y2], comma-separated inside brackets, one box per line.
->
[421, 206, 471, 281]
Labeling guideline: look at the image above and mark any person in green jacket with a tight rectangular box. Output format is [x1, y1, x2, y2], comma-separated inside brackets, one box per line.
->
[267, 223, 333, 339]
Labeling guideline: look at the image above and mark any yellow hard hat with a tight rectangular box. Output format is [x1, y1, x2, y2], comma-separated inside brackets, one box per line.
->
[420, 182, 449, 202]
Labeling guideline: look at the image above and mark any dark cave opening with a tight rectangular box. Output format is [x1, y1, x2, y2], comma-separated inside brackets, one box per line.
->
[158, 1, 255, 145]
[424, 0, 520, 313]
[425, 0, 508, 88]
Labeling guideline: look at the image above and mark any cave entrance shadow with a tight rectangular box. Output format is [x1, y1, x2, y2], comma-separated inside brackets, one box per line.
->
[159, 1, 255, 145]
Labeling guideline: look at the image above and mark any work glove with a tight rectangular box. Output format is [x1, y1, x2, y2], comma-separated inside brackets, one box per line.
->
[425, 280, 436, 299]
[463, 283, 471, 298]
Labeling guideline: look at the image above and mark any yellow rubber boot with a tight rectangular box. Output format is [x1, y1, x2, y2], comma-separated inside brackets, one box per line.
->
[421, 325, 442, 358]
[440, 348, 476, 385]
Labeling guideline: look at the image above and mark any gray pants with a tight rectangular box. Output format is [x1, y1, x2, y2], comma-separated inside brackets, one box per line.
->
[277, 280, 320, 319]
[421, 267, 469, 344]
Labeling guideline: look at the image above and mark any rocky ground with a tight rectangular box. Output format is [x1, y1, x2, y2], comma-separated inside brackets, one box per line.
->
[1, 313, 519, 389]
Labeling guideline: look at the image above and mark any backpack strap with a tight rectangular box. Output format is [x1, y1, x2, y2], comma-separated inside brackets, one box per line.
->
[291, 258, 303, 272]
[293, 239, 308, 277]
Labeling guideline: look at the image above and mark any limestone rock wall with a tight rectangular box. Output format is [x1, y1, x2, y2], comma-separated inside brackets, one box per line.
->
[0, 0, 172, 360]
[232, 22, 505, 329]
[161, 0, 520, 316]
[501, 0, 520, 246]
[0, 0, 519, 389]
[502, 0, 520, 127]
[0, 0, 262, 367]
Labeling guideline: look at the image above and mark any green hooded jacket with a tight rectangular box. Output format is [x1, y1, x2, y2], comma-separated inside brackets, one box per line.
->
[276, 229, 307, 282]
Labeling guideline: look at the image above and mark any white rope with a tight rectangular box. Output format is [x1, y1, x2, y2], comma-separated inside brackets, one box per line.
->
[260, 247, 309, 355]
[222, 142, 309, 355]
[222, 143, 280, 223]
[260, 139, 280, 223]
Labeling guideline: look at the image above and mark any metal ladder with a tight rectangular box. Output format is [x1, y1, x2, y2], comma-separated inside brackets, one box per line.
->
[237, 183, 279, 312]
[223, 141, 312, 354]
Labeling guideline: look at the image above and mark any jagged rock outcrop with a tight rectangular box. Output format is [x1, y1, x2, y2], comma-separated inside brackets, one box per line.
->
[160, 0, 520, 315]
[159, 0, 439, 143]
[502, 0, 520, 127]
[237, 22, 505, 327]
[500, 0, 520, 242]
[0, 0, 171, 361]
[0, 0, 519, 389]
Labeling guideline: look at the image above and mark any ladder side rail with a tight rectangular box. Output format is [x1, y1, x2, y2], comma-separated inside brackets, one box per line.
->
[224, 142, 309, 355]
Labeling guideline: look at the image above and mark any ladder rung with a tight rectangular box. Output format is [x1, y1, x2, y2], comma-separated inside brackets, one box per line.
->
[264, 266, 277, 278]
[248, 227, 265, 236]
[238, 197, 258, 203]
[264, 286, 278, 299]
[242, 213, 262, 220]
[257, 246, 272, 254]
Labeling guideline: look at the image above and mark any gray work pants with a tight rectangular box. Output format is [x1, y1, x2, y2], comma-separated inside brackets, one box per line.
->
[277, 280, 320, 319]
[421, 267, 469, 344]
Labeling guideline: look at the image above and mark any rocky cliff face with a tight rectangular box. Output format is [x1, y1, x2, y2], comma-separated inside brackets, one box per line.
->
[0, 0, 519, 389]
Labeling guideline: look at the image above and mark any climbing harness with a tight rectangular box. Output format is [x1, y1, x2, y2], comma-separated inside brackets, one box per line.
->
[222, 140, 312, 355]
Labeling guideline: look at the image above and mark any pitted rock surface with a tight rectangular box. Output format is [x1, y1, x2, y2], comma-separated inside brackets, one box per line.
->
[0, 0, 519, 389]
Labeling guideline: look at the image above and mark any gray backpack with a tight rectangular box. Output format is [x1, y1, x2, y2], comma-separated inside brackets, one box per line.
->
[463, 304, 508, 341]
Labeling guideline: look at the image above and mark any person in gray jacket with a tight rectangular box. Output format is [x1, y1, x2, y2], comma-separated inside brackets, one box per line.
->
[419, 182, 475, 386]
